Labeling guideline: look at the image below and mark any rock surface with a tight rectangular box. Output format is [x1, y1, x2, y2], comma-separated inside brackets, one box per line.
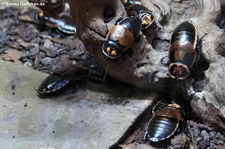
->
[0, 61, 153, 149]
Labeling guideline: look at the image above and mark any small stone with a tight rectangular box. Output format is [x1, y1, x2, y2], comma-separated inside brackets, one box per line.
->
[193, 129, 201, 138]
[209, 131, 216, 138]
[200, 130, 209, 141]
[40, 57, 53, 66]
[198, 141, 210, 149]
[43, 39, 53, 49]
[28, 47, 39, 56]
[216, 132, 225, 140]
[23, 61, 33, 68]
[211, 139, 224, 145]
[171, 133, 190, 149]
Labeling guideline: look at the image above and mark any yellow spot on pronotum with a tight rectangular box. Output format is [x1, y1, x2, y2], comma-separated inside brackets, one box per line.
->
[168, 104, 180, 109]
[106, 47, 111, 53]
[147, 15, 151, 20]
[111, 50, 116, 56]
[39, 11, 44, 16]
[123, 0, 128, 3]
[143, 20, 148, 25]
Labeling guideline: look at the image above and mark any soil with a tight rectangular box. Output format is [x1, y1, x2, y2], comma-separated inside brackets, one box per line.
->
[1, 6, 225, 149]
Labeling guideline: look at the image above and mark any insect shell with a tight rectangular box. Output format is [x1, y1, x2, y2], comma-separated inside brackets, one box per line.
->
[36, 11, 76, 36]
[56, 21, 76, 36]
[168, 21, 198, 80]
[37, 61, 107, 95]
[37, 74, 71, 95]
[127, 4, 157, 30]
[147, 103, 183, 142]
[121, 0, 141, 10]
[102, 16, 142, 59]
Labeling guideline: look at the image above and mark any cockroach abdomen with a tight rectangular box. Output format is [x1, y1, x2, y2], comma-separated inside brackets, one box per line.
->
[119, 16, 142, 37]
[147, 116, 179, 142]
[168, 21, 198, 80]
[37, 75, 70, 95]
[57, 23, 76, 36]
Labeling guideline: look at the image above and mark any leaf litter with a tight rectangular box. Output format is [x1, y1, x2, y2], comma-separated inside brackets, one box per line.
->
[0, 6, 85, 73]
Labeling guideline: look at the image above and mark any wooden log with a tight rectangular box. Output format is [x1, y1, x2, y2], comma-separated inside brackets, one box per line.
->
[68, 0, 225, 131]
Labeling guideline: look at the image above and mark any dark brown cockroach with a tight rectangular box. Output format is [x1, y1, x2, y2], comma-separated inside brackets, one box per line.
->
[37, 61, 107, 95]
[102, 16, 142, 59]
[147, 103, 183, 142]
[36, 11, 76, 36]
[37, 75, 71, 95]
[121, 0, 141, 10]
[127, 4, 158, 30]
[168, 21, 198, 80]
[151, 100, 171, 114]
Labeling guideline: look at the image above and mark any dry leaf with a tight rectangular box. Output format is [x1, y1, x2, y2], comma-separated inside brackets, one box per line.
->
[2, 48, 22, 64]
[7, 48, 22, 60]
[2, 55, 21, 64]
[19, 42, 31, 49]
[119, 143, 156, 149]
[19, 15, 35, 23]
[50, 38, 67, 44]
[43, 39, 53, 49]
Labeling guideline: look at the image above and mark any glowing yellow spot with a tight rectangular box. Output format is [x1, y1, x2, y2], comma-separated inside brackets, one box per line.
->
[143, 20, 148, 25]
[168, 104, 180, 109]
[123, 0, 128, 3]
[106, 47, 111, 53]
[39, 11, 44, 16]
[147, 15, 151, 20]
[111, 50, 116, 56]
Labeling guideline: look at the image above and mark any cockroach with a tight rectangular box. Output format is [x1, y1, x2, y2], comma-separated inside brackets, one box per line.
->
[147, 103, 183, 142]
[56, 22, 76, 36]
[102, 16, 142, 59]
[151, 100, 171, 114]
[121, 0, 141, 10]
[127, 4, 158, 30]
[37, 61, 108, 95]
[168, 21, 198, 80]
[36, 11, 76, 36]
[37, 75, 71, 95]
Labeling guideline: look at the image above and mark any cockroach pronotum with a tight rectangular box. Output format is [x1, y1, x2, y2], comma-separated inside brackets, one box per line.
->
[121, 0, 141, 10]
[102, 16, 142, 59]
[36, 11, 76, 36]
[127, 4, 158, 30]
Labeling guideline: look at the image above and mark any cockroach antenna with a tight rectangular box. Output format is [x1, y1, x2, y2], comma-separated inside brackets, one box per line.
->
[103, 63, 109, 83]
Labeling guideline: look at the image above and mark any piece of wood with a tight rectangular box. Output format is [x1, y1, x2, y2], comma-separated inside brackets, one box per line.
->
[68, 0, 225, 131]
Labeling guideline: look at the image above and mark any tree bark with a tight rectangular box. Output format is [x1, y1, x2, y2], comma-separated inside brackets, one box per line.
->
[68, 0, 225, 131]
